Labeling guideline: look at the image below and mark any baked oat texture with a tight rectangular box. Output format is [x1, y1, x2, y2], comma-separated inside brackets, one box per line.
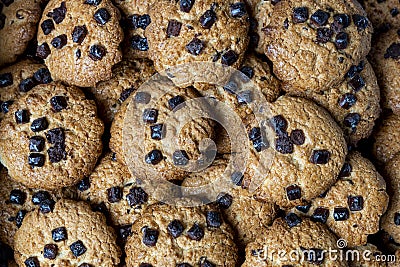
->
[372, 114, 400, 164]
[359, 0, 400, 31]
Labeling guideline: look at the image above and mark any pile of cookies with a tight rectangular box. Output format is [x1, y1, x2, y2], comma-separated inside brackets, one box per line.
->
[0, 0, 399, 266]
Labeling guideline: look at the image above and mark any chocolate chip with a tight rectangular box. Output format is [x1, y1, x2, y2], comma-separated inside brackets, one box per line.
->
[167, 20, 183, 38]
[137, 14, 151, 29]
[168, 95, 185, 110]
[9, 189, 26, 205]
[84, 0, 101, 6]
[296, 203, 311, 213]
[352, 14, 368, 30]
[394, 213, 400, 225]
[126, 187, 148, 206]
[150, 124, 164, 140]
[339, 162, 352, 177]
[0, 72, 12, 87]
[292, 7, 308, 23]
[348, 74, 365, 92]
[348, 196, 363, 211]
[33, 68, 52, 84]
[36, 43, 51, 59]
[143, 108, 158, 124]
[70, 240, 86, 257]
[15, 110, 29, 124]
[76, 49, 81, 58]
[1, 100, 12, 113]
[249, 127, 261, 141]
[223, 80, 238, 94]
[338, 93, 357, 109]
[240, 66, 254, 79]
[173, 150, 189, 166]
[15, 209, 26, 228]
[286, 185, 301, 201]
[32, 191, 51, 205]
[290, 129, 305, 145]
[186, 37, 204, 55]
[19, 78, 37, 92]
[270, 115, 288, 134]
[135, 92, 151, 104]
[310, 150, 330, 164]
[187, 223, 204, 241]
[180, 0, 194, 12]
[384, 43, 400, 59]
[221, 50, 238, 66]
[41, 19, 54, 35]
[253, 137, 269, 152]
[167, 219, 184, 238]
[236, 90, 253, 105]
[77, 177, 90, 192]
[231, 171, 243, 186]
[216, 193, 233, 209]
[316, 27, 333, 43]
[51, 34, 67, 49]
[39, 198, 55, 213]
[28, 153, 45, 167]
[333, 207, 349, 221]
[311, 207, 329, 223]
[24, 257, 40, 267]
[106, 186, 122, 203]
[335, 32, 349, 50]
[199, 9, 217, 29]
[276, 133, 294, 154]
[310, 10, 330, 26]
[44, 244, 58, 259]
[48, 2, 66, 24]
[0, 13, 4, 30]
[285, 212, 302, 228]
[206, 211, 222, 228]
[50, 96, 68, 112]
[343, 113, 361, 129]
[72, 25, 88, 44]
[199, 258, 215, 267]
[29, 136, 45, 152]
[89, 45, 106, 61]
[391, 8, 399, 16]
[94, 8, 110, 25]
[46, 128, 65, 145]
[332, 14, 350, 31]
[31, 117, 49, 132]
[118, 224, 132, 240]
[230, 2, 247, 18]
[131, 35, 149, 51]
[52, 227, 68, 242]
[142, 227, 159, 247]
[47, 145, 66, 163]
[145, 149, 163, 165]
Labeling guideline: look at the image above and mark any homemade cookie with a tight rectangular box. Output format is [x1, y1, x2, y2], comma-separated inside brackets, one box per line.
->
[358, 0, 400, 31]
[289, 60, 381, 145]
[369, 28, 400, 115]
[88, 59, 156, 124]
[125, 203, 239, 266]
[242, 217, 347, 266]
[14, 199, 121, 266]
[146, 0, 250, 72]
[253, 0, 280, 54]
[349, 243, 388, 267]
[291, 152, 388, 247]
[0, 0, 42, 67]
[0, 82, 104, 189]
[0, 59, 52, 120]
[372, 114, 400, 164]
[36, 0, 123, 87]
[263, 0, 372, 92]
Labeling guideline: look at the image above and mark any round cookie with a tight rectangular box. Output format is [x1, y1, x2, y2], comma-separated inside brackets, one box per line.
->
[0, 82, 104, 189]
[125, 203, 239, 266]
[14, 199, 121, 267]
[36, 0, 123, 87]
[289, 59, 381, 145]
[263, 0, 372, 93]
[349, 244, 388, 267]
[182, 159, 278, 248]
[0, 59, 52, 120]
[0, 167, 73, 248]
[146, 0, 250, 72]
[358, 0, 400, 31]
[0, 0, 42, 67]
[291, 152, 388, 247]
[372, 114, 400, 164]
[88, 59, 156, 124]
[242, 217, 347, 266]
[369, 28, 400, 115]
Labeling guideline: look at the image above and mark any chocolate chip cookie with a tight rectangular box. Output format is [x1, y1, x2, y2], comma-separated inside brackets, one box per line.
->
[0, 82, 104, 189]
[289, 60, 381, 145]
[359, 0, 400, 32]
[14, 199, 121, 266]
[0, 0, 42, 67]
[372, 114, 400, 164]
[125, 203, 238, 266]
[242, 217, 347, 266]
[87, 59, 156, 124]
[0, 59, 52, 120]
[36, 0, 123, 87]
[291, 152, 388, 247]
[146, 0, 250, 72]
[369, 28, 400, 115]
[264, 0, 372, 93]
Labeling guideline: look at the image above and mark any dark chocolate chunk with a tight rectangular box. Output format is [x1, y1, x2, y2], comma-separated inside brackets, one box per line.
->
[187, 223, 204, 241]
[89, 45, 106, 61]
[33, 68, 52, 84]
[15, 209, 27, 228]
[333, 207, 350, 221]
[286, 185, 301, 201]
[343, 113, 361, 129]
[338, 93, 357, 109]
[31, 117, 49, 132]
[41, 19, 55, 35]
[167, 219, 184, 238]
[310, 150, 331, 164]
[107, 187, 123, 203]
[135, 92, 151, 104]
[292, 7, 308, 23]
[131, 35, 149, 51]
[150, 124, 164, 140]
[173, 150, 189, 166]
[44, 244, 58, 259]
[48, 2, 66, 24]
[50, 96, 68, 112]
[36, 43, 51, 59]
[221, 50, 238, 66]
[39, 198, 55, 213]
[19, 78, 37, 92]
[142, 108, 158, 123]
[15, 110, 29, 124]
[310, 10, 330, 26]
[338, 162, 352, 177]
[316, 27, 333, 43]
[94, 8, 110, 25]
[84, 0, 102, 6]
[29, 136, 45, 152]
[126, 187, 148, 206]
[51, 34, 67, 49]
[352, 14, 369, 30]
[28, 153, 45, 167]
[200, 10, 217, 29]
[348, 196, 363, 211]
[180, 0, 194, 12]
[72, 25, 88, 44]
[230, 2, 247, 18]
[186, 37, 204, 55]
[32, 191, 51, 205]
[167, 20, 182, 37]
[290, 129, 305, 145]
[335, 32, 349, 50]
[70, 240, 87, 257]
[384, 43, 400, 59]
[284, 212, 302, 228]
[46, 128, 65, 145]
[142, 227, 159, 246]
[0, 72, 12, 87]
[311, 207, 329, 223]
[216, 193, 233, 209]
[168, 95, 185, 110]
[276, 133, 294, 154]
[348, 74, 365, 92]
[206, 211, 222, 228]
[24, 257, 40, 267]
[9, 189, 26, 205]
[77, 177, 90, 192]
[52, 227, 68, 242]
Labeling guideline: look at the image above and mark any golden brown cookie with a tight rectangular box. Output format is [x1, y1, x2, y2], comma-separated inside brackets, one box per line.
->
[264, 0, 372, 93]
[125, 203, 238, 267]
[36, 0, 123, 87]
[253, 0, 280, 54]
[359, 0, 400, 31]
[372, 114, 400, 164]
[0, 82, 104, 189]
[14, 199, 121, 267]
